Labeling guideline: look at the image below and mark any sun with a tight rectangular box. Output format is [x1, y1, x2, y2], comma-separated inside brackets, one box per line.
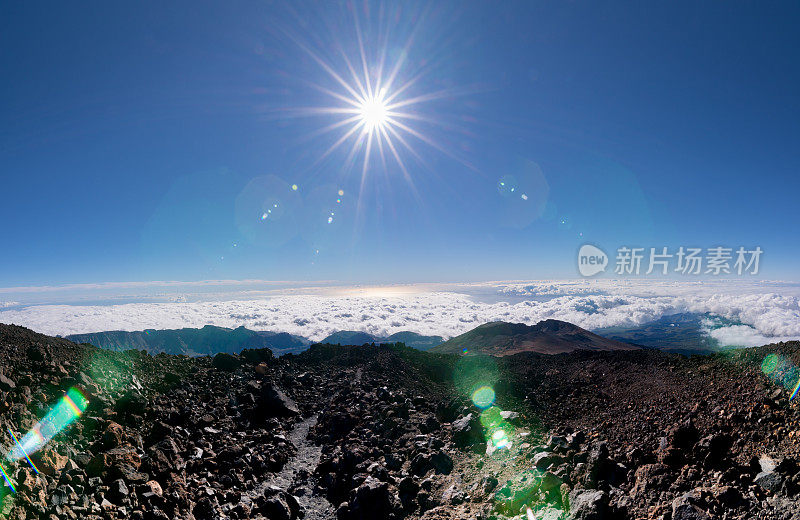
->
[290, 36, 452, 185]
[284, 6, 475, 200]
[358, 89, 388, 132]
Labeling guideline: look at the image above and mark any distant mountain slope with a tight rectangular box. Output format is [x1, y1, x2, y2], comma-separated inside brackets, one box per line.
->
[67, 326, 444, 356]
[320, 330, 444, 351]
[592, 312, 736, 355]
[384, 331, 443, 351]
[67, 325, 310, 356]
[431, 319, 640, 356]
[321, 330, 379, 346]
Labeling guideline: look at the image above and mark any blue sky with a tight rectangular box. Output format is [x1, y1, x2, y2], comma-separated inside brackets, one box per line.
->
[3, 1, 800, 287]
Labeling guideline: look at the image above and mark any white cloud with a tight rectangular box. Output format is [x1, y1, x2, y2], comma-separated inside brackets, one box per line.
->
[0, 280, 798, 346]
[706, 325, 797, 348]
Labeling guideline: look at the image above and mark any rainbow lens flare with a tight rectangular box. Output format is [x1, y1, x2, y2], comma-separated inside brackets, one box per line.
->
[791, 379, 800, 401]
[491, 428, 511, 450]
[471, 386, 496, 409]
[7, 429, 38, 475]
[0, 463, 14, 493]
[761, 354, 800, 401]
[480, 407, 516, 454]
[6, 388, 88, 463]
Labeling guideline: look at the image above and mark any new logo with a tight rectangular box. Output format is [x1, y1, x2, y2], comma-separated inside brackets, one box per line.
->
[578, 244, 608, 277]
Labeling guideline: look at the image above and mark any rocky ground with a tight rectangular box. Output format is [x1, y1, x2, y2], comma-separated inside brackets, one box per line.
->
[0, 323, 798, 519]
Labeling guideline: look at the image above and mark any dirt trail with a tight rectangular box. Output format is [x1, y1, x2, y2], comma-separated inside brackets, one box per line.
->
[267, 414, 336, 520]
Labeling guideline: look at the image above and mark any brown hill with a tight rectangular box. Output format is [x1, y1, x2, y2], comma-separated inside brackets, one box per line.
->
[430, 319, 640, 355]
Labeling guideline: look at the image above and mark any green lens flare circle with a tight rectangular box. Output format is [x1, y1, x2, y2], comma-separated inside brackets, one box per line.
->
[471, 386, 496, 409]
[762, 354, 780, 375]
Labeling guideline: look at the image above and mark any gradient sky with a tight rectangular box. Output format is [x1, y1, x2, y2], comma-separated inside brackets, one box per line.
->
[3, 1, 800, 288]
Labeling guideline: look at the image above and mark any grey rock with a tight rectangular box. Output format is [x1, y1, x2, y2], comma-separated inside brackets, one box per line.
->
[348, 476, 400, 520]
[534, 451, 557, 470]
[755, 455, 784, 493]
[259, 383, 300, 417]
[672, 491, 710, 520]
[451, 413, 482, 447]
[568, 489, 608, 520]
[0, 372, 15, 391]
[108, 478, 130, 501]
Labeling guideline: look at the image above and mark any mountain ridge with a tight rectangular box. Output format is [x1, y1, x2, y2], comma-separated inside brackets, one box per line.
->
[66, 325, 311, 357]
[431, 318, 640, 355]
[66, 319, 642, 358]
[66, 325, 444, 356]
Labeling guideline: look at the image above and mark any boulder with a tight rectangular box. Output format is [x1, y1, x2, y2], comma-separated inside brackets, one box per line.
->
[115, 389, 148, 416]
[672, 491, 710, 520]
[347, 476, 400, 520]
[259, 383, 300, 418]
[0, 373, 15, 391]
[754, 455, 784, 493]
[451, 413, 482, 447]
[241, 347, 275, 364]
[194, 495, 224, 520]
[568, 489, 608, 520]
[534, 452, 559, 470]
[212, 352, 241, 372]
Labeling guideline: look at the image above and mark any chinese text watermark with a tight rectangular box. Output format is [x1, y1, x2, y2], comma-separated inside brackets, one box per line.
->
[578, 244, 762, 277]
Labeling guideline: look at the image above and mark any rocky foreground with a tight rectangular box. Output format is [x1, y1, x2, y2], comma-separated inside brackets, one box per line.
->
[0, 324, 798, 519]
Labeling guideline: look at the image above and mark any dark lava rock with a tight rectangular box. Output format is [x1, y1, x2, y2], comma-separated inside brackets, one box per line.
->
[212, 352, 242, 372]
[672, 490, 711, 520]
[259, 382, 300, 418]
[754, 455, 784, 493]
[658, 418, 698, 466]
[345, 477, 401, 520]
[241, 347, 275, 364]
[452, 412, 482, 447]
[116, 389, 148, 416]
[193, 495, 224, 520]
[258, 486, 300, 520]
[3, 325, 800, 520]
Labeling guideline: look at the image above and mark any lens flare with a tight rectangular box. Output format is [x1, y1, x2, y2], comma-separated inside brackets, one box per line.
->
[497, 175, 518, 196]
[762, 354, 780, 375]
[472, 386, 496, 409]
[7, 388, 88, 462]
[455, 355, 499, 402]
[761, 354, 800, 401]
[792, 379, 800, 401]
[0, 463, 14, 493]
[7, 429, 38, 475]
[491, 429, 511, 450]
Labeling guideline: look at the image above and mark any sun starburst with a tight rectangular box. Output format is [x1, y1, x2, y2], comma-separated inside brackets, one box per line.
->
[283, 6, 471, 199]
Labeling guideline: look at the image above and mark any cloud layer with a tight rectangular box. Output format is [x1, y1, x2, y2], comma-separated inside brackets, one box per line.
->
[0, 280, 799, 345]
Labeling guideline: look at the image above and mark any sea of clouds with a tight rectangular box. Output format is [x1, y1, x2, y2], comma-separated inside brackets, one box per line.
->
[1, 279, 799, 347]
